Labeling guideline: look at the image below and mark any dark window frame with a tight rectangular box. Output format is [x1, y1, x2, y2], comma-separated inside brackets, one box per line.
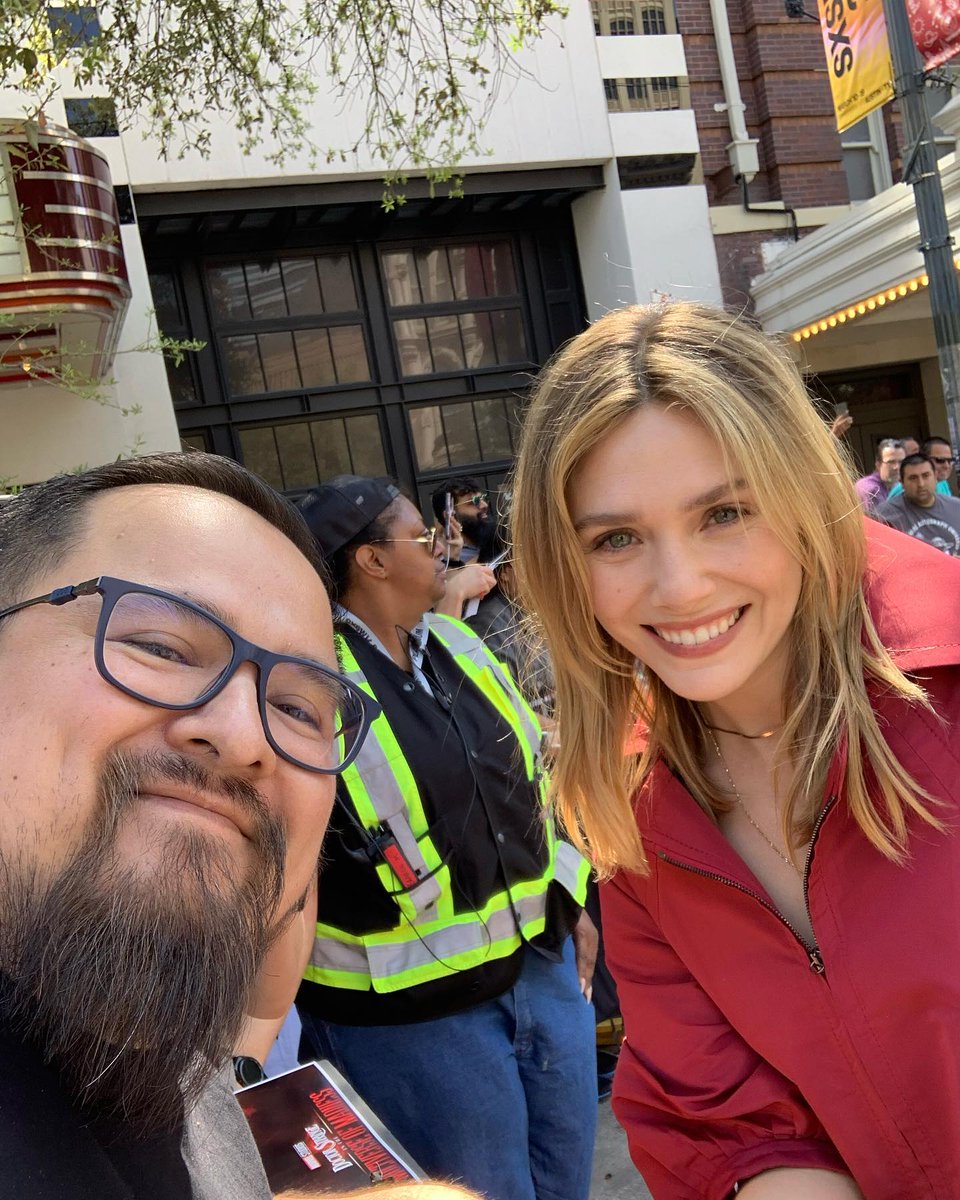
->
[378, 235, 534, 380]
[201, 248, 375, 401]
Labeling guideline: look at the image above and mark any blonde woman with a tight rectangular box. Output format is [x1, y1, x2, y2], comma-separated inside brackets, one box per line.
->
[512, 304, 960, 1200]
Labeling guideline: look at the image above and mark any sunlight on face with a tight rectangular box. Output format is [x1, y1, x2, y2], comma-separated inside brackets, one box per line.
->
[569, 404, 803, 723]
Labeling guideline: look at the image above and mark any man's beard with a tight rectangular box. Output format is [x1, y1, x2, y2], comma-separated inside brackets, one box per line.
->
[0, 750, 288, 1133]
[458, 511, 489, 546]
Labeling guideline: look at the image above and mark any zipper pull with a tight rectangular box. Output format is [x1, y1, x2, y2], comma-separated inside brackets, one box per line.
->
[809, 948, 825, 975]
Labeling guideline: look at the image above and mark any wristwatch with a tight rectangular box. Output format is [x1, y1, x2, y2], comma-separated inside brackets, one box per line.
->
[232, 1055, 266, 1088]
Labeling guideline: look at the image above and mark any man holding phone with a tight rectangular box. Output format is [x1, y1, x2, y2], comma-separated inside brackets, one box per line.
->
[430, 478, 491, 565]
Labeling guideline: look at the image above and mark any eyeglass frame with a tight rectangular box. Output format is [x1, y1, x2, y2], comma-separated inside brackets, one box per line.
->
[929, 455, 956, 466]
[369, 529, 444, 554]
[455, 492, 488, 508]
[0, 575, 382, 776]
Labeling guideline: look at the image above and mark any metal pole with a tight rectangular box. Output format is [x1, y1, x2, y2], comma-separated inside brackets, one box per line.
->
[882, 0, 960, 450]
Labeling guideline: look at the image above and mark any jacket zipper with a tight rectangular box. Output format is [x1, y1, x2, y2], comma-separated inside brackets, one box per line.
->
[657, 793, 838, 977]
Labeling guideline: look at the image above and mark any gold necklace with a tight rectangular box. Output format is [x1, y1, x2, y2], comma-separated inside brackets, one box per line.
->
[703, 721, 783, 740]
[707, 730, 802, 875]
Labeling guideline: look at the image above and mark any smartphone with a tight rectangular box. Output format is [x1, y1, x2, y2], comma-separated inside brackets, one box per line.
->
[834, 401, 849, 418]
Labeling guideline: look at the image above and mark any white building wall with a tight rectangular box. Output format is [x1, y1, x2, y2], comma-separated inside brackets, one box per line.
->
[0, 223, 181, 485]
[621, 185, 723, 306]
[0, 1, 727, 479]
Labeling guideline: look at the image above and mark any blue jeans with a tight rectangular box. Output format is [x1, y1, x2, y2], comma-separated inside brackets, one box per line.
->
[298, 938, 597, 1200]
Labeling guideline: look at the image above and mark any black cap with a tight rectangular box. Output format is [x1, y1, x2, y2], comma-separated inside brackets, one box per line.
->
[298, 475, 400, 559]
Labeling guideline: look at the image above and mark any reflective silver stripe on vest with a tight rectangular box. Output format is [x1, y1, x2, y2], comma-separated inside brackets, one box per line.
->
[311, 889, 549, 983]
[309, 934, 371, 975]
[553, 839, 588, 898]
[341, 667, 443, 918]
[425, 615, 542, 754]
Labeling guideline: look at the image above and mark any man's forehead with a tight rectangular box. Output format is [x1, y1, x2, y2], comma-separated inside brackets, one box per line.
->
[72, 486, 334, 660]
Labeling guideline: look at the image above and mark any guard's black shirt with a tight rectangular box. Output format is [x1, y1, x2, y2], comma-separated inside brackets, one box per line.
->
[298, 625, 580, 1026]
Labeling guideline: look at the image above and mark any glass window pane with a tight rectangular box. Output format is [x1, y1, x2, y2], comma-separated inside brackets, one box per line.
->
[842, 148, 875, 202]
[409, 405, 450, 471]
[294, 329, 336, 388]
[329, 325, 371, 383]
[381, 251, 422, 306]
[426, 315, 466, 371]
[393, 318, 433, 375]
[447, 244, 486, 300]
[441, 401, 481, 465]
[245, 261, 288, 319]
[258, 331, 300, 391]
[416, 248, 455, 302]
[345, 414, 387, 476]
[318, 254, 358, 312]
[222, 335, 265, 395]
[274, 422, 319, 489]
[148, 270, 183, 329]
[310, 418, 351, 480]
[473, 398, 513, 460]
[206, 264, 252, 321]
[459, 311, 497, 368]
[489, 309, 527, 363]
[165, 358, 199, 408]
[180, 432, 208, 452]
[238, 427, 283, 488]
[483, 243, 518, 296]
[282, 258, 323, 316]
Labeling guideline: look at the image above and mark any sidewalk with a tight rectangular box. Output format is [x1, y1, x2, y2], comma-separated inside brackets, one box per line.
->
[590, 1101, 652, 1200]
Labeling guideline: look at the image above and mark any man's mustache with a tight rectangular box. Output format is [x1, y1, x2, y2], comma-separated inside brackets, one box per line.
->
[102, 749, 287, 913]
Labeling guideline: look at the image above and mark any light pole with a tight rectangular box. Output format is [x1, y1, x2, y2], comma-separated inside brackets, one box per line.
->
[882, 0, 960, 450]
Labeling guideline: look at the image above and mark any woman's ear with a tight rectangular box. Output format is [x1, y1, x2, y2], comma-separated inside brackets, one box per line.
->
[353, 542, 388, 580]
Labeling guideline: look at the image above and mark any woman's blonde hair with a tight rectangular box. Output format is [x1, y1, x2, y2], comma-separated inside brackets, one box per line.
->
[512, 303, 937, 877]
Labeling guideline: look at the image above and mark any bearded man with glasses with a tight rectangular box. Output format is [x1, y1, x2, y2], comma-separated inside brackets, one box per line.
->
[0, 453, 479, 1200]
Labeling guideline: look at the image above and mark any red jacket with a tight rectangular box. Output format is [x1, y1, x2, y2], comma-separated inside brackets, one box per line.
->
[603, 521, 960, 1199]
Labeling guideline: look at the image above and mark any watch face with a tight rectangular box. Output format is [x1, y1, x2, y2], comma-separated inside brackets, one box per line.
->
[233, 1055, 267, 1088]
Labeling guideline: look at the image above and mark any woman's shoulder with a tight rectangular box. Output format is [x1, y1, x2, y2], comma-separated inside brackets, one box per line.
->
[865, 522, 960, 674]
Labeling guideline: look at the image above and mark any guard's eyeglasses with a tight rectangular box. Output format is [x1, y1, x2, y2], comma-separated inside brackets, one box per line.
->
[458, 493, 487, 507]
[0, 576, 380, 775]
[930, 456, 956, 466]
[369, 529, 442, 554]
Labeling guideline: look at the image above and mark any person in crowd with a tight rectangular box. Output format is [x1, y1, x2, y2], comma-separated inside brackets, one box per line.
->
[465, 509, 554, 718]
[887, 435, 953, 499]
[853, 436, 904, 513]
[296, 474, 597, 1200]
[922, 434, 956, 493]
[511, 303, 960, 1200]
[876, 452, 960, 555]
[430, 477, 491, 564]
[0, 452, 482, 1200]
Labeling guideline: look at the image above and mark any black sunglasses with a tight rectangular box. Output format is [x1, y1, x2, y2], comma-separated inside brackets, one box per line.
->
[0, 576, 380, 775]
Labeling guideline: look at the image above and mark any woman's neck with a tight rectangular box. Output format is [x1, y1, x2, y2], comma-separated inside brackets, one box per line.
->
[341, 592, 418, 672]
[697, 646, 789, 739]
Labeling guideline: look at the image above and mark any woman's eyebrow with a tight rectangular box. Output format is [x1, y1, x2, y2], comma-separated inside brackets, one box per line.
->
[573, 480, 749, 533]
[681, 479, 748, 513]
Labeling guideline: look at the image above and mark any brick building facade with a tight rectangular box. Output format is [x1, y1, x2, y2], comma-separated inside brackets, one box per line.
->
[676, 0, 909, 308]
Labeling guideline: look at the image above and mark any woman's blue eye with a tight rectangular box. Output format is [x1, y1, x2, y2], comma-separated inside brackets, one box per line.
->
[709, 505, 742, 526]
[601, 531, 635, 551]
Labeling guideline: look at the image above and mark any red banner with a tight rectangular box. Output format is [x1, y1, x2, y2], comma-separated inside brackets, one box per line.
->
[908, 0, 960, 69]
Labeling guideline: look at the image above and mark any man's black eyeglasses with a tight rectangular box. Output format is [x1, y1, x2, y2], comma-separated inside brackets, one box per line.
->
[0, 576, 380, 775]
[930, 456, 956, 466]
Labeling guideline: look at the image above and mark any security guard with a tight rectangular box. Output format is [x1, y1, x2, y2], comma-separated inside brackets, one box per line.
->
[296, 475, 597, 1200]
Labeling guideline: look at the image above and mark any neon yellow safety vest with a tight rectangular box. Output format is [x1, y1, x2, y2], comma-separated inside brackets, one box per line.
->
[305, 614, 590, 995]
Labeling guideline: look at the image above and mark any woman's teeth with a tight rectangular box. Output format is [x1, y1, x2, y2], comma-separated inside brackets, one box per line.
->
[653, 608, 742, 646]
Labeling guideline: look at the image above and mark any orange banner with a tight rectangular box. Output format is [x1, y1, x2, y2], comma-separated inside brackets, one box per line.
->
[818, 0, 895, 132]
